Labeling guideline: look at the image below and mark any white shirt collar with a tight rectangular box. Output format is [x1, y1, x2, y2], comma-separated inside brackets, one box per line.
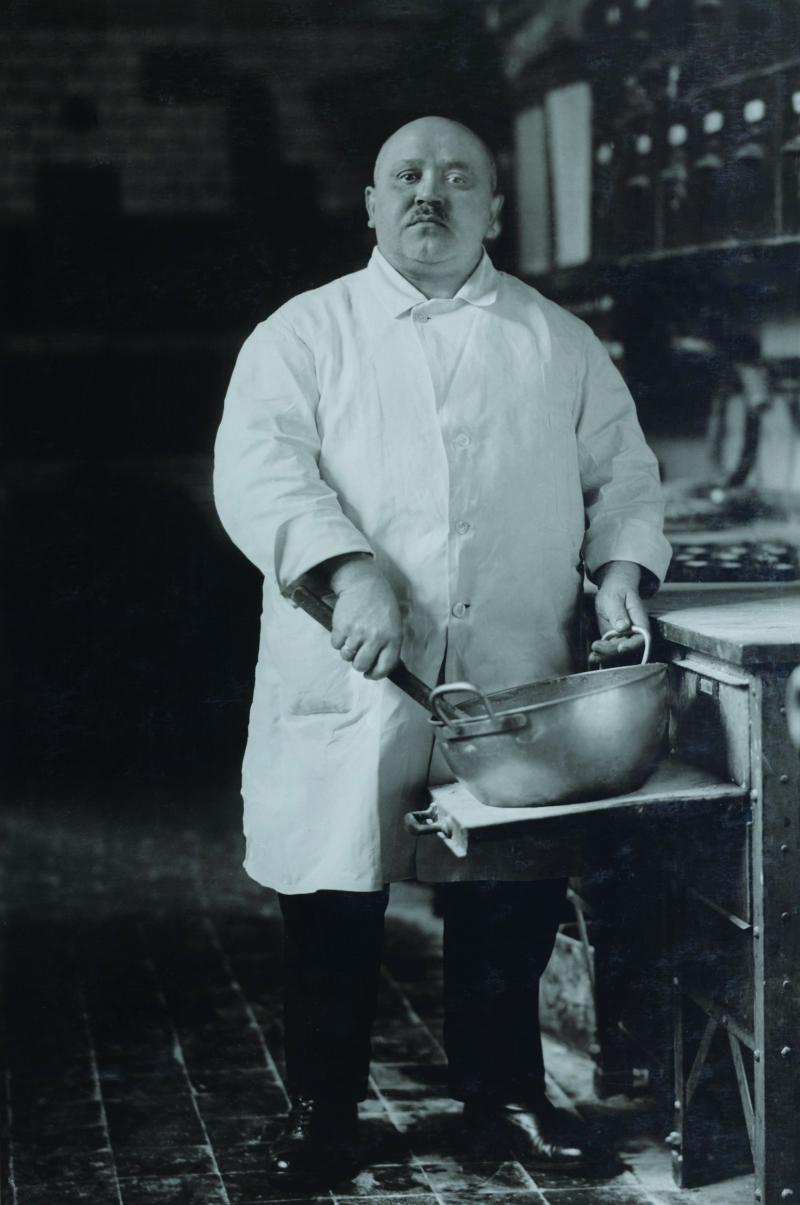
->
[366, 246, 499, 317]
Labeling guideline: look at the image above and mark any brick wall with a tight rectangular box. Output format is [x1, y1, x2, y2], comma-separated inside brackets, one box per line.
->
[0, 8, 487, 222]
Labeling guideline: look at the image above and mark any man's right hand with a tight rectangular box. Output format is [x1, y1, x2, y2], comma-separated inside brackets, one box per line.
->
[327, 555, 402, 680]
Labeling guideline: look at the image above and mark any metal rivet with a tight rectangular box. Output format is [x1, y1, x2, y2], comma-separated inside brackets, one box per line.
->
[782, 844, 790, 853]
[754, 1049, 761, 1061]
[673, 976, 681, 986]
[783, 979, 792, 991]
[750, 788, 759, 802]
[676, 1154, 684, 1164]
[781, 1189, 795, 1199]
[781, 1046, 792, 1058]
[754, 927, 761, 938]
[780, 774, 790, 784]
[782, 912, 791, 922]
[674, 1099, 681, 1110]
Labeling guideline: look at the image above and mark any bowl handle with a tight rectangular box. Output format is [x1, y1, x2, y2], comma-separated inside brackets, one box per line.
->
[429, 681, 499, 731]
[598, 624, 651, 665]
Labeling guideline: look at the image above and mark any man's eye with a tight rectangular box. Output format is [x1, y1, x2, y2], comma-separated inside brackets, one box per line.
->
[398, 171, 419, 182]
[447, 173, 468, 185]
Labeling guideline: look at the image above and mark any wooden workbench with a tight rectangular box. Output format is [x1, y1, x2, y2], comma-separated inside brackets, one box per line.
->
[416, 584, 800, 1205]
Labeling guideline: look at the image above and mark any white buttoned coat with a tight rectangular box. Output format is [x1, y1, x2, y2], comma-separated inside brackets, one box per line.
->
[213, 250, 671, 893]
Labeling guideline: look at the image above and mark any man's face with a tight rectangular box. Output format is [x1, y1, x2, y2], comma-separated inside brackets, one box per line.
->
[364, 118, 503, 285]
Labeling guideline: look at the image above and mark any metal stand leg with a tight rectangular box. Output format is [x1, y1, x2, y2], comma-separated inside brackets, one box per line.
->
[751, 671, 800, 1204]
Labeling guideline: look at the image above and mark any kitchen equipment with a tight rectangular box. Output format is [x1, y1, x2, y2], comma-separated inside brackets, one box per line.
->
[667, 540, 799, 584]
[288, 581, 668, 810]
[428, 629, 667, 808]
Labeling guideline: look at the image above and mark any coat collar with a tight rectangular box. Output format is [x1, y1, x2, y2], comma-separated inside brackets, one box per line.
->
[366, 247, 499, 317]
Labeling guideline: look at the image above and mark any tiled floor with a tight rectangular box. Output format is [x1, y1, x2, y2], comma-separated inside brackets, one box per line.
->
[0, 783, 754, 1205]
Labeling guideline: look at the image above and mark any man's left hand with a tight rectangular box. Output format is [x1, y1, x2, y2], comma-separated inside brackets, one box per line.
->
[590, 560, 649, 667]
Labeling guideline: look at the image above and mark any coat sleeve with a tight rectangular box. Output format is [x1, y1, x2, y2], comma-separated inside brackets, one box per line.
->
[213, 321, 373, 587]
[575, 330, 672, 588]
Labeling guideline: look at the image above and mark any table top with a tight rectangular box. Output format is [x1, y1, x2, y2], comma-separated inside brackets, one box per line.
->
[649, 583, 800, 666]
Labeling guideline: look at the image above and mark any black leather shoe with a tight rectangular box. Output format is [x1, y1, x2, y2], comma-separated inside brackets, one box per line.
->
[463, 1095, 591, 1170]
[267, 1095, 360, 1189]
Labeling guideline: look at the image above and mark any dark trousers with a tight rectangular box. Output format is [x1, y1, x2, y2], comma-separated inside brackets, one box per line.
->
[278, 879, 566, 1103]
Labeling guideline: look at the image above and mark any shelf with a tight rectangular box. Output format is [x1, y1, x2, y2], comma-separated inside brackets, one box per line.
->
[426, 757, 748, 859]
[613, 234, 800, 269]
[526, 235, 800, 299]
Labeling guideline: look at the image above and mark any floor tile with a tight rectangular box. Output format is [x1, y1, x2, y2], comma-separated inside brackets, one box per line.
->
[438, 1196, 546, 1205]
[105, 1096, 206, 1148]
[370, 1063, 449, 1099]
[117, 1175, 228, 1204]
[11, 1146, 116, 1187]
[531, 1186, 655, 1203]
[652, 1183, 755, 1205]
[14, 1182, 121, 1205]
[194, 1070, 286, 1117]
[222, 1171, 334, 1203]
[213, 1141, 269, 1175]
[10, 1099, 105, 1136]
[333, 1197, 438, 1205]
[330, 1161, 432, 1196]
[523, 1156, 631, 1190]
[100, 1070, 189, 1099]
[113, 1144, 218, 1178]
[421, 1158, 535, 1195]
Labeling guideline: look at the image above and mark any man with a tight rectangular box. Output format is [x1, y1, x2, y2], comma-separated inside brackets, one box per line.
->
[214, 116, 671, 1189]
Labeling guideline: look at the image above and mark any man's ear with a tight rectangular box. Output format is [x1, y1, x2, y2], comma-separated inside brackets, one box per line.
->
[486, 193, 504, 240]
[365, 185, 376, 229]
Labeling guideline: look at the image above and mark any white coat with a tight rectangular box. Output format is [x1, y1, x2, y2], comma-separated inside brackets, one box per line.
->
[213, 249, 671, 893]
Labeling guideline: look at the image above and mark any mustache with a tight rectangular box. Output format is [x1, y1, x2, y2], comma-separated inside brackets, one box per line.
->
[408, 203, 447, 226]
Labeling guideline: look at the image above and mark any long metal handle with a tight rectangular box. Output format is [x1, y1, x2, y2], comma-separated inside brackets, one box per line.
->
[287, 581, 434, 713]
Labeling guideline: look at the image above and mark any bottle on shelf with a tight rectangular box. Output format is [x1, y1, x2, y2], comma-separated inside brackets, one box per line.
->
[728, 78, 778, 241]
[617, 115, 658, 255]
[592, 117, 620, 260]
[660, 109, 692, 248]
[688, 92, 731, 243]
[780, 67, 800, 235]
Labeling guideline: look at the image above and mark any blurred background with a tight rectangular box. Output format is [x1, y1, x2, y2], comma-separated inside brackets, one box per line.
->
[1, 0, 799, 811]
[0, 0, 512, 808]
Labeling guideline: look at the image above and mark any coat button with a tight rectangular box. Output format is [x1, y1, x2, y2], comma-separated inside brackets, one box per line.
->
[454, 432, 471, 448]
[456, 520, 472, 534]
[414, 311, 430, 322]
[451, 602, 468, 618]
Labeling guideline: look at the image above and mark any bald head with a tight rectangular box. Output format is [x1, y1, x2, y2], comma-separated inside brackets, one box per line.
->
[364, 114, 503, 298]
[373, 116, 498, 194]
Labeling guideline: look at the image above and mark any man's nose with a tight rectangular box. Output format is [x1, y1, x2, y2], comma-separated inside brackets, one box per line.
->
[414, 171, 442, 203]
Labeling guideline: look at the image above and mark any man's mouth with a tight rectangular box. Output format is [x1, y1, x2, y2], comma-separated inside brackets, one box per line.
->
[409, 212, 447, 227]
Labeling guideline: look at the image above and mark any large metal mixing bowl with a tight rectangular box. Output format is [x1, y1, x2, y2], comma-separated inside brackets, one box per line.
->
[430, 647, 668, 809]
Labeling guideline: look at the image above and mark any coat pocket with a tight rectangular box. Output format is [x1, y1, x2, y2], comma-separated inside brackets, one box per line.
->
[262, 589, 356, 716]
